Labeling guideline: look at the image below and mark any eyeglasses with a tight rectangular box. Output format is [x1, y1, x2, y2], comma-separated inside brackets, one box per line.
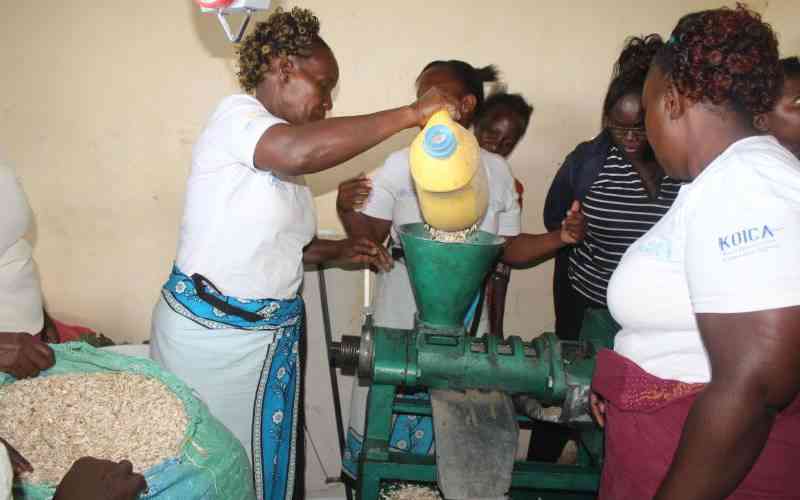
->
[608, 125, 647, 138]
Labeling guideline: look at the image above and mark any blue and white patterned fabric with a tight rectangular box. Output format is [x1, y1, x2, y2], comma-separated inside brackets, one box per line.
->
[162, 266, 302, 331]
[159, 265, 304, 500]
[253, 322, 302, 500]
[388, 394, 435, 454]
[342, 390, 434, 480]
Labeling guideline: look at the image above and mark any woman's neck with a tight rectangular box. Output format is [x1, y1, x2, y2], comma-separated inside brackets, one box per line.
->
[685, 109, 758, 179]
[630, 157, 665, 197]
[255, 84, 287, 122]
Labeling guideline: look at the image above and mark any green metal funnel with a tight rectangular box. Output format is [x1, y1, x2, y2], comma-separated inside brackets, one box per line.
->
[397, 223, 504, 330]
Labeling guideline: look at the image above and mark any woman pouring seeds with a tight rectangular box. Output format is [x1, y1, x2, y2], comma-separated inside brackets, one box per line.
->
[149, 7, 458, 500]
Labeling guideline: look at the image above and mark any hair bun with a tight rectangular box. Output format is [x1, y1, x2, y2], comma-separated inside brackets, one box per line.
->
[476, 65, 500, 84]
[615, 34, 664, 83]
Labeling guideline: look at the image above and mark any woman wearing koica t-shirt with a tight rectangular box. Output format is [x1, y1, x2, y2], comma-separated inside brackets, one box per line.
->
[591, 5, 800, 499]
[148, 8, 459, 500]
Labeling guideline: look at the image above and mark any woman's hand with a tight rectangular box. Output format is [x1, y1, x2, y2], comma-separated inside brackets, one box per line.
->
[0, 332, 55, 379]
[54, 457, 147, 500]
[337, 174, 372, 213]
[340, 238, 393, 272]
[560, 200, 585, 244]
[0, 437, 33, 475]
[411, 87, 461, 127]
[589, 392, 607, 428]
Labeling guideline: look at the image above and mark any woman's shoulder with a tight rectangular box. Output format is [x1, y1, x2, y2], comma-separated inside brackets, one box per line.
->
[706, 136, 800, 189]
[208, 94, 280, 124]
[370, 147, 411, 186]
[384, 147, 411, 166]
[216, 93, 261, 109]
[686, 136, 800, 217]
[566, 131, 612, 166]
[480, 149, 514, 180]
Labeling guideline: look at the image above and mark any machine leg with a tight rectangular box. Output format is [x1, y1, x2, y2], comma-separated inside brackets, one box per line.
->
[576, 428, 604, 467]
[358, 466, 382, 500]
[359, 384, 397, 500]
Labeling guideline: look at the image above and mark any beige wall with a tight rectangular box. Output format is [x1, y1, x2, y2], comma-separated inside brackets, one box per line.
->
[2, 0, 798, 494]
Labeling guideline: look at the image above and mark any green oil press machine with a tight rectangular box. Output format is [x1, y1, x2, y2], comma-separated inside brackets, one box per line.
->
[331, 223, 602, 500]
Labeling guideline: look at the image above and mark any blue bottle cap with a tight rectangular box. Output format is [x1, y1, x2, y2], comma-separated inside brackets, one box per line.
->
[423, 125, 457, 159]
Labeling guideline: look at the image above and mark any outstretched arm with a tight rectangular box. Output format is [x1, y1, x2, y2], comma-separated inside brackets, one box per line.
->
[255, 89, 458, 176]
[502, 201, 584, 268]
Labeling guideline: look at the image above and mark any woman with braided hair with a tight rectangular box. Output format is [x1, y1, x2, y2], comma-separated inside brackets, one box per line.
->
[591, 5, 800, 499]
[149, 7, 457, 500]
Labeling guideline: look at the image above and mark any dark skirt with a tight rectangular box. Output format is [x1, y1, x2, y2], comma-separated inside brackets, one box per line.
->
[592, 349, 800, 499]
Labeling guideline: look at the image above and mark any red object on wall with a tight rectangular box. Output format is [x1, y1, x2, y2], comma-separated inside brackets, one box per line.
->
[52, 319, 95, 343]
[193, 0, 234, 9]
[514, 178, 525, 210]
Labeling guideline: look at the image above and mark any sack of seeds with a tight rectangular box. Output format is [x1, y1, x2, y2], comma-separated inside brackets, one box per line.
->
[0, 342, 255, 500]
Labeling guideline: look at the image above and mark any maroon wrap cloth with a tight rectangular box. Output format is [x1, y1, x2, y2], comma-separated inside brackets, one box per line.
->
[592, 348, 800, 499]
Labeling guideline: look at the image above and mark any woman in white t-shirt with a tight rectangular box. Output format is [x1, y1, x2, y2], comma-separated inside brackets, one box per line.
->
[590, 6, 800, 499]
[0, 163, 55, 379]
[149, 8, 458, 500]
[337, 60, 584, 479]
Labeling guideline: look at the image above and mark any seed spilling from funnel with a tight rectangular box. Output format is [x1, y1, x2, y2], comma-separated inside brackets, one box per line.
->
[424, 223, 478, 242]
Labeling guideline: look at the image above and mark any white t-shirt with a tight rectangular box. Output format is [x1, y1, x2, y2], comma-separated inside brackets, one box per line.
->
[608, 136, 800, 383]
[175, 95, 316, 300]
[0, 442, 11, 500]
[0, 163, 44, 334]
[361, 147, 521, 329]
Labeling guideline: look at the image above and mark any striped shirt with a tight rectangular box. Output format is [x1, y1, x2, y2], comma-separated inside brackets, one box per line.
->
[569, 145, 683, 306]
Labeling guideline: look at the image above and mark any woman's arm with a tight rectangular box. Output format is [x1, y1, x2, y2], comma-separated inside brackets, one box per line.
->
[654, 307, 800, 500]
[302, 237, 392, 271]
[255, 89, 456, 176]
[501, 232, 563, 268]
[502, 201, 584, 268]
[336, 176, 392, 245]
[338, 211, 392, 246]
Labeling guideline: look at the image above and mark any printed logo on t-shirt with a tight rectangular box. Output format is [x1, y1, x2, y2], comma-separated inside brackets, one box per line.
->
[637, 236, 674, 261]
[718, 224, 780, 261]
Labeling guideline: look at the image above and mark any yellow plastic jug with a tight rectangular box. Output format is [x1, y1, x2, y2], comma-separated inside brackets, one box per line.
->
[409, 110, 488, 232]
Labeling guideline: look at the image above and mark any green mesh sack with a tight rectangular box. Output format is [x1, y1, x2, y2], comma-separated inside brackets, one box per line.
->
[1, 342, 255, 500]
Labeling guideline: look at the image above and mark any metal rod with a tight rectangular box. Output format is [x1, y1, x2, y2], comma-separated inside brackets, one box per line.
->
[317, 266, 353, 500]
[215, 7, 254, 42]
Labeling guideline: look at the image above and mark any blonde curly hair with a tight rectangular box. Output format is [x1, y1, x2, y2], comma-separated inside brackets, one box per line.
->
[236, 7, 321, 93]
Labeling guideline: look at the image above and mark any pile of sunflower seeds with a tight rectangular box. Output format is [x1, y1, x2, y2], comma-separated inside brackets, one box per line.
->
[0, 372, 187, 484]
[380, 483, 443, 500]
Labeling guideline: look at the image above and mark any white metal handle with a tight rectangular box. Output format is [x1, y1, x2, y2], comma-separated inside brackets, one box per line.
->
[215, 7, 254, 43]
